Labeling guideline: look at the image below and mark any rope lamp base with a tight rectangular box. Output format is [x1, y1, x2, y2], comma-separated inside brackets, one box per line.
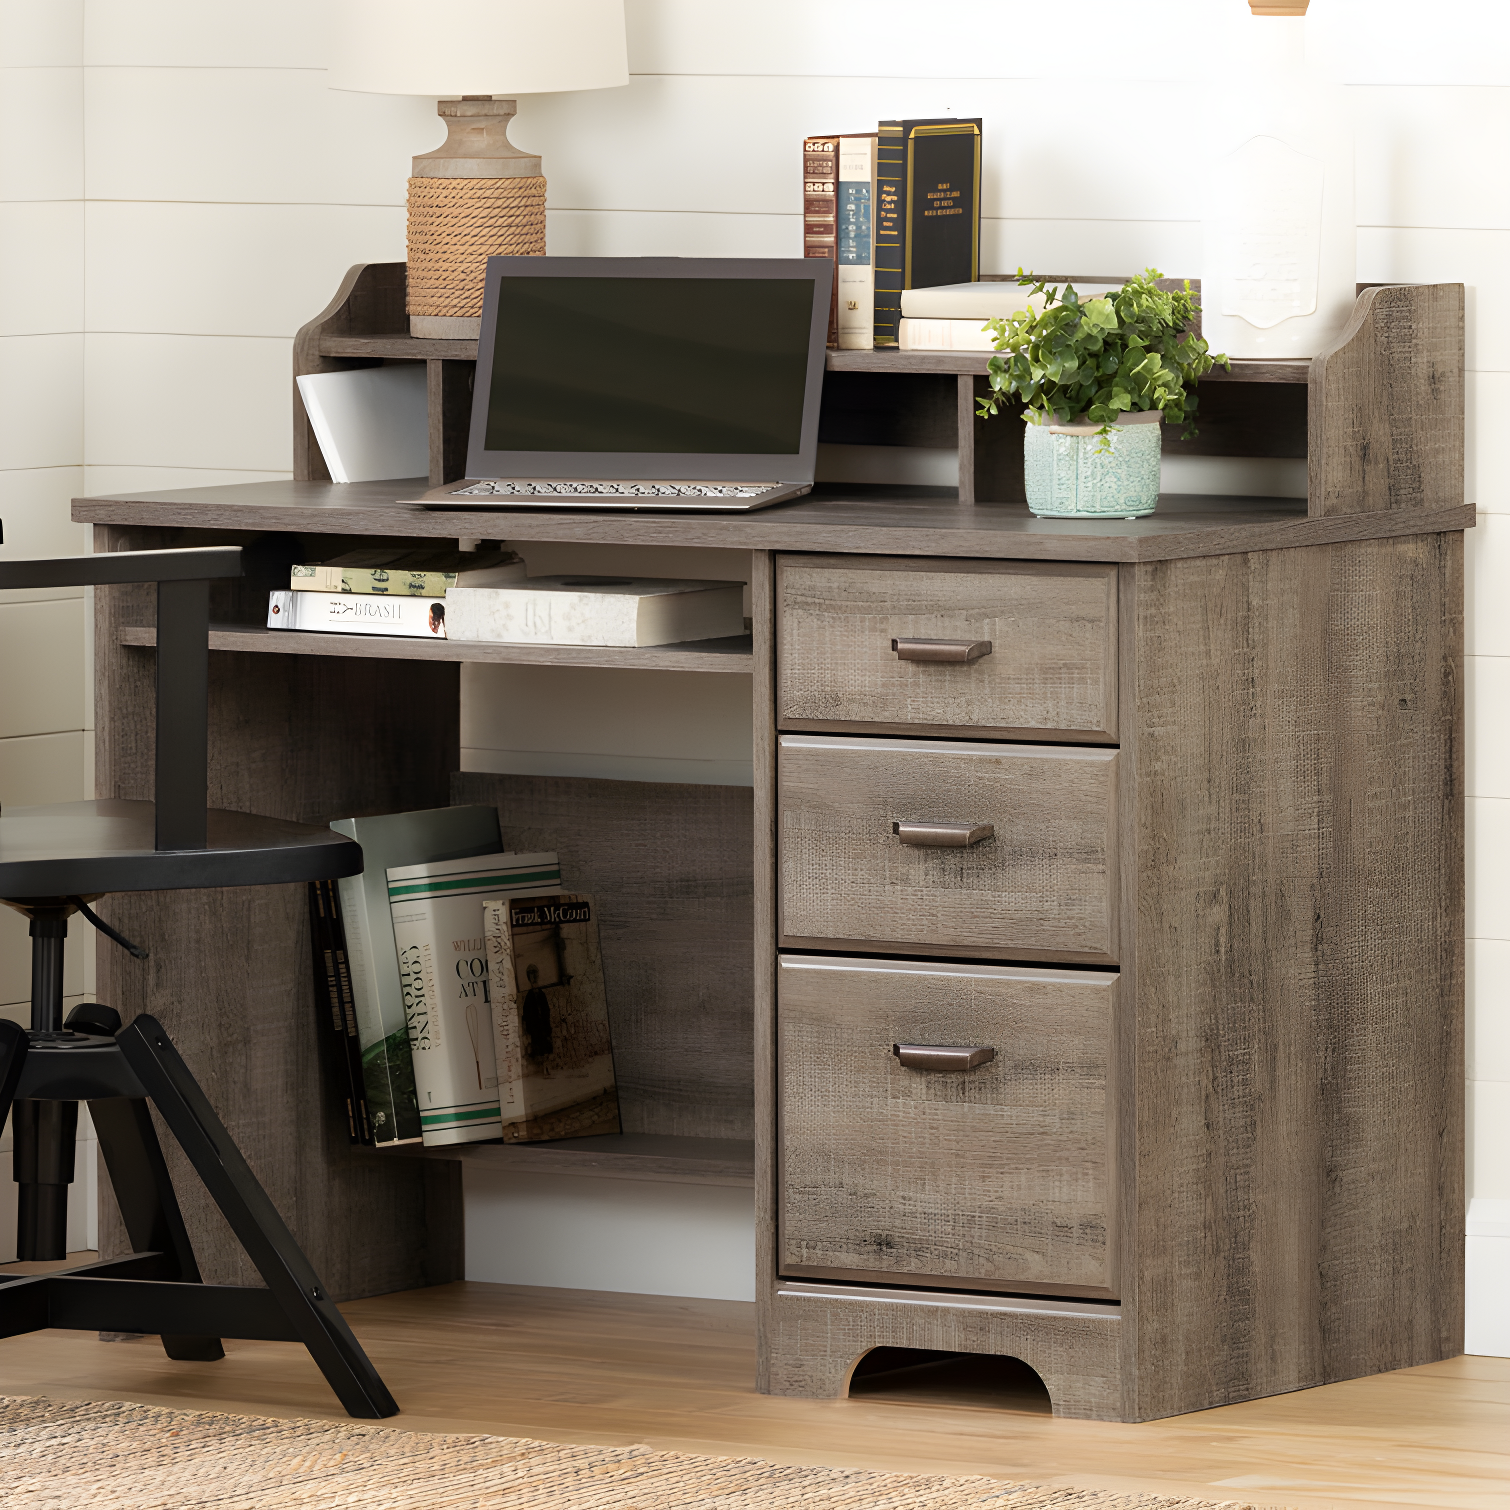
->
[407, 175, 546, 338]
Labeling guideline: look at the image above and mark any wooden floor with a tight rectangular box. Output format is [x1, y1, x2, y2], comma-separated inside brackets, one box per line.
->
[0, 1263, 1503, 1510]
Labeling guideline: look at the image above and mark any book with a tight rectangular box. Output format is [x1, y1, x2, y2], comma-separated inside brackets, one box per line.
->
[486, 893, 621, 1143]
[898, 317, 997, 352]
[836, 134, 879, 352]
[386, 851, 563, 1147]
[901, 281, 1121, 321]
[291, 548, 525, 596]
[875, 118, 984, 346]
[308, 880, 360, 1143]
[268, 590, 448, 639]
[446, 576, 745, 647]
[802, 134, 840, 347]
[296, 364, 429, 484]
[307, 880, 373, 1145]
[329, 804, 505, 1147]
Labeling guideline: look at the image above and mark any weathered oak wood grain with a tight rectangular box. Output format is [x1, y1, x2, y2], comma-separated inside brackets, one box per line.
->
[778, 735, 1118, 964]
[92, 523, 462, 1301]
[1125, 532, 1464, 1418]
[452, 772, 754, 1141]
[1309, 283, 1465, 516]
[779, 957, 1116, 1297]
[777, 555, 1117, 741]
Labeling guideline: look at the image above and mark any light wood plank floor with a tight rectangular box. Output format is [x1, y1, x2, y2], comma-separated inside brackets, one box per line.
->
[0, 1265, 1502, 1510]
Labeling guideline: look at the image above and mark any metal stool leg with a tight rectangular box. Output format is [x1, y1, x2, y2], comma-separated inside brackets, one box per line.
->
[89, 1097, 223, 1362]
[12, 1100, 76, 1262]
[118, 1015, 398, 1419]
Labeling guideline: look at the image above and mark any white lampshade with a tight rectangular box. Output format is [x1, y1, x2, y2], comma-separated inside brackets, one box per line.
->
[328, 0, 628, 96]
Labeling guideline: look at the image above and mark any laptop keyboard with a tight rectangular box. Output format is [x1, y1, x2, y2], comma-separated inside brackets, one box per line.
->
[449, 480, 776, 499]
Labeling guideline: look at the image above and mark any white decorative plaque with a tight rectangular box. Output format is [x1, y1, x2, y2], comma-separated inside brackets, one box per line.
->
[1211, 134, 1325, 330]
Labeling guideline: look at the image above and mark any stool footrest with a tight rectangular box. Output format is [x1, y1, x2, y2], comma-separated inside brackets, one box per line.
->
[0, 1273, 298, 1342]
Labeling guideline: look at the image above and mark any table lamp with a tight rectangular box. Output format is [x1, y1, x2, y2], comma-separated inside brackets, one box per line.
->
[328, 0, 628, 338]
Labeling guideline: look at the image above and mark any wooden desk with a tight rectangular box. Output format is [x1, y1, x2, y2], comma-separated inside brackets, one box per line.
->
[70, 272, 1468, 1423]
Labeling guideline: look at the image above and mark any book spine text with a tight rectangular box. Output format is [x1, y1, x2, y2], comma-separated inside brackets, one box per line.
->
[803, 135, 840, 348]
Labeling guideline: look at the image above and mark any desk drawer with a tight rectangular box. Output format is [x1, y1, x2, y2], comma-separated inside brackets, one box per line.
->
[778, 734, 1118, 963]
[777, 555, 1118, 741]
[779, 955, 1117, 1297]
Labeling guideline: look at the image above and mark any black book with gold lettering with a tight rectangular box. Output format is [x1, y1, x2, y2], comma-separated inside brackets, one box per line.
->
[874, 117, 983, 347]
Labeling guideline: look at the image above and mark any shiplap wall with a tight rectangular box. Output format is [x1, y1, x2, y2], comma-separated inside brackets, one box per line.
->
[0, 0, 1504, 1332]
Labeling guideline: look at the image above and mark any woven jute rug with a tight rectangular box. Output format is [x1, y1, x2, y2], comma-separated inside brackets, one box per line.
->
[0, 1395, 1261, 1510]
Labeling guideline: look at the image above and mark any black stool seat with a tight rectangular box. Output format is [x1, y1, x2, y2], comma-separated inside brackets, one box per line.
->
[0, 800, 361, 896]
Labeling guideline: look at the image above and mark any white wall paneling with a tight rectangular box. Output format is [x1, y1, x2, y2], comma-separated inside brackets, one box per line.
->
[0, 0, 83, 68]
[1467, 797, 1510, 944]
[1468, 940, 1510, 1083]
[0, 66, 82, 201]
[0, 601, 84, 735]
[83, 334, 292, 472]
[1466, 515, 1510, 659]
[1469, 1084, 1510, 1201]
[0, 335, 82, 470]
[82, 0, 326, 69]
[1466, 657, 1510, 801]
[85, 202, 405, 338]
[83, 68, 437, 205]
[0, 202, 83, 334]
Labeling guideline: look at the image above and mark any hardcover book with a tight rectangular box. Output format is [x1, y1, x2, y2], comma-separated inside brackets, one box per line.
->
[875, 118, 983, 346]
[329, 805, 504, 1146]
[836, 134, 878, 351]
[291, 548, 525, 597]
[386, 851, 563, 1147]
[485, 893, 621, 1143]
[268, 590, 448, 638]
[802, 134, 840, 347]
[446, 577, 745, 648]
[308, 879, 364, 1144]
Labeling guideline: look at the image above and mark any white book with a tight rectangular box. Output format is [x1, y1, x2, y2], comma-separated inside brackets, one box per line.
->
[899, 317, 1000, 353]
[900, 280, 1121, 321]
[386, 851, 563, 1147]
[836, 134, 878, 352]
[329, 805, 503, 1147]
[268, 590, 448, 639]
[446, 576, 745, 647]
[296, 364, 429, 484]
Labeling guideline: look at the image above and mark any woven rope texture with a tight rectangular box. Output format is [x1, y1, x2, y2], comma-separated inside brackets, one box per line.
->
[407, 176, 547, 317]
[0, 1395, 1265, 1510]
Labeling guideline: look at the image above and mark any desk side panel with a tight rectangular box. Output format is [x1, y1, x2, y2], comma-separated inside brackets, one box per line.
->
[1128, 532, 1464, 1419]
[93, 523, 462, 1300]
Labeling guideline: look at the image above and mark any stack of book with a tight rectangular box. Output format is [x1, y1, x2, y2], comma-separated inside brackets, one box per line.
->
[897, 279, 1122, 352]
[317, 803, 622, 1150]
[268, 547, 524, 640]
[804, 116, 984, 350]
[269, 555, 746, 649]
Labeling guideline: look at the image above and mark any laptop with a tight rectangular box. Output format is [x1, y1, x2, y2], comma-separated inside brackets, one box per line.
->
[416, 255, 833, 513]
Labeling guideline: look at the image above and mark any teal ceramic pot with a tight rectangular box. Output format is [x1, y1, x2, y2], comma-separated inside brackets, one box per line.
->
[1022, 411, 1163, 519]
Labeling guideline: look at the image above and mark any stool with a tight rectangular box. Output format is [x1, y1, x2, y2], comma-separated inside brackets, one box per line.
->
[0, 543, 396, 1418]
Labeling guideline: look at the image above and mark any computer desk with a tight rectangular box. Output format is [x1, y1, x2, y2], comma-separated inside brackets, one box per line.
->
[66, 272, 1471, 1421]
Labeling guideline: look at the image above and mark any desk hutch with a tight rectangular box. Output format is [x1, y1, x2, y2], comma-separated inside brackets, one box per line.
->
[74, 266, 1467, 1421]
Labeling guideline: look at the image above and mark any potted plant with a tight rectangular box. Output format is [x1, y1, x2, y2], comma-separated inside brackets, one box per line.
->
[976, 268, 1228, 518]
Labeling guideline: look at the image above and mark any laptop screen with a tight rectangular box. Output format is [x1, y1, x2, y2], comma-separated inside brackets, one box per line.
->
[465, 257, 832, 483]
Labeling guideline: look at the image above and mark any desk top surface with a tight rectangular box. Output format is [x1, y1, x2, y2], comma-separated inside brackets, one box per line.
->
[72, 480, 1475, 564]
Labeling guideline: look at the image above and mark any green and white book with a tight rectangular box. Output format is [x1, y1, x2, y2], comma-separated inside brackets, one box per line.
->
[329, 805, 503, 1146]
[386, 851, 562, 1147]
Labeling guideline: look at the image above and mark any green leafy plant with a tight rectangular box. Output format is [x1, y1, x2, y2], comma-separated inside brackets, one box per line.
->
[976, 268, 1229, 439]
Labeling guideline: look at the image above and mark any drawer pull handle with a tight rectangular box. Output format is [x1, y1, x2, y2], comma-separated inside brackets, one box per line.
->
[893, 1044, 997, 1072]
[892, 819, 994, 847]
[891, 637, 992, 664]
